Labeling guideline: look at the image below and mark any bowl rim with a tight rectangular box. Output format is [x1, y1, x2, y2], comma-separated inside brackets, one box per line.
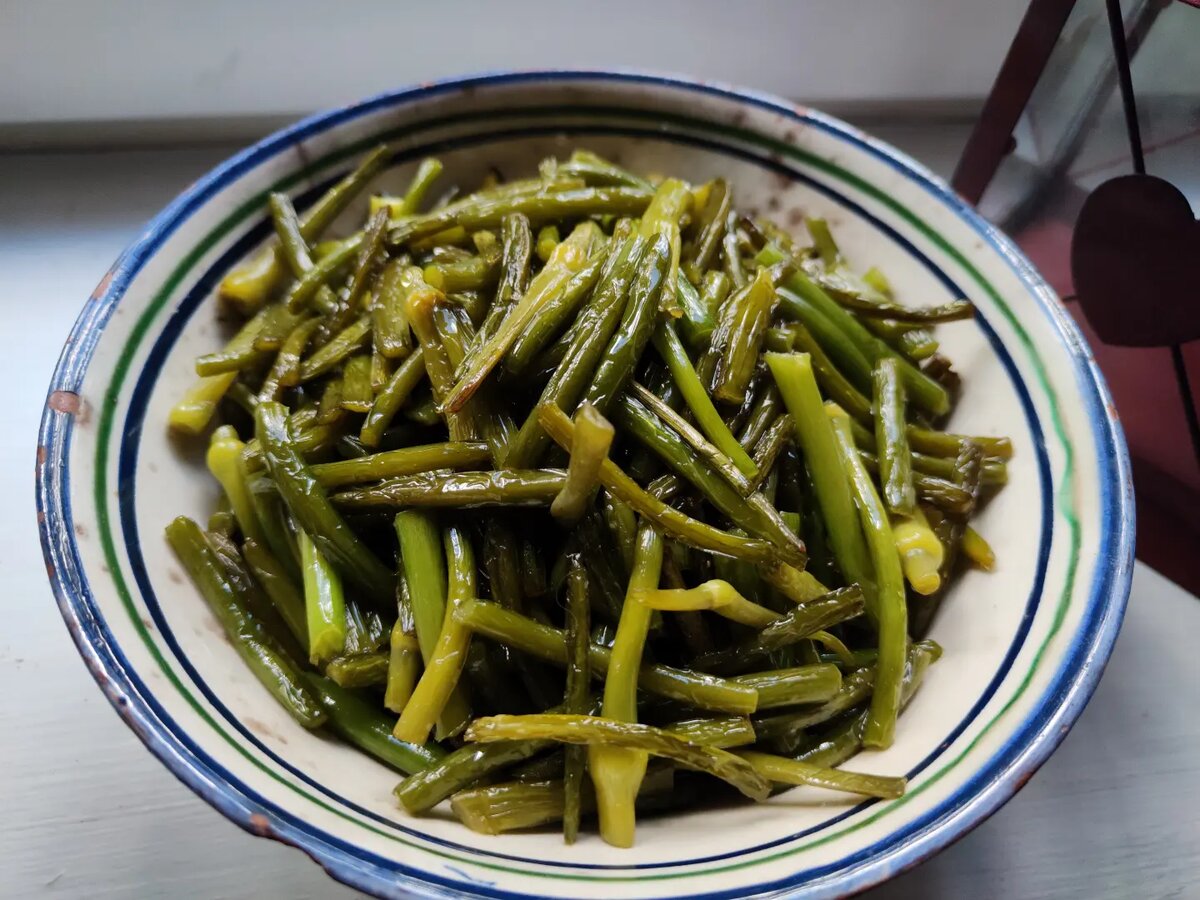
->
[35, 69, 1134, 899]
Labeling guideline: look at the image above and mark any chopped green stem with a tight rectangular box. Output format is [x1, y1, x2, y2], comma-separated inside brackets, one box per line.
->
[828, 408, 908, 749]
[766, 352, 875, 602]
[591, 524, 664, 845]
[710, 268, 777, 404]
[165, 517, 325, 728]
[394, 525, 477, 743]
[393, 509, 472, 738]
[373, 259, 415, 358]
[722, 212, 748, 289]
[333, 469, 565, 510]
[325, 651, 390, 688]
[694, 585, 866, 675]
[652, 321, 757, 477]
[454, 598, 758, 714]
[551, 402, 615, 523]
[221, 145, 389, 311]
[747, 414, 793, 493]
[388, 186, 651, 249]
[242, 539, 307, 650]
[664, 716, 757, 749]
[359, 349, 427, 447]
[297, 315, 371, 381]
[450, 765, 673, 835]
[674, 273, 717, 348]
[338, 355, 373, 413]
[582, 233, 672, 415]
[629, 381, 753, 494]
[312, 441, 490, 486]
[385, 553, 422, 714]
[399, 158, 445, 214]
[395, 733, 556, 814]
[906, 427, 1013, 460]
[873, 358, 916, 515]
[612, 393, 806, 567]
[831, 290, 974, 323]
[443, 221, 604, 412]
[753, 664, 876, 746]
[760, 243, 950, 416]
[401, 268, 480, 442]
[538, 404, 777, 564]
[737, 751, 905, 799]
[472, 212, 532, 351]
[298, 530, 346, 665]
[171, 315, 266, 433]
[732, 664, 843, 709]
[795, 640, 941, 763]
[962, 525, 996, 570]
[806, 218, 841, 267]
[634, 580, 778, 628]
[784, 321, 874, 423]
[506, 256, 605, 374]
[423, 247, 501, 293]
[206, 425, 264, 545]
[684, 178, 731, 283]
[466, 715, 771, 803]
[255, 402, 393, 605]
[557, 149, 653, 189]
[306, 674, 443, 774]
[563, 553, 592, 843]
[259, 317, 321, 402]
[504, 234, 644, 467]
[286, 236, 362, 312]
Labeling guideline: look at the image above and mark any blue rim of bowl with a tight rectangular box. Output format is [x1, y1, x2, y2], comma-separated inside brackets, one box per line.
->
[35, 69, 1135, 900]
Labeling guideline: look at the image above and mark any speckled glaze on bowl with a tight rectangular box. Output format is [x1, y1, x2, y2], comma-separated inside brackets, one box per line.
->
[36, 71, 1133, 900]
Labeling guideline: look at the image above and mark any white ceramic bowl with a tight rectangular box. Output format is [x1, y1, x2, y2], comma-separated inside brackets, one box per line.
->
[37, 71, 1133, 899]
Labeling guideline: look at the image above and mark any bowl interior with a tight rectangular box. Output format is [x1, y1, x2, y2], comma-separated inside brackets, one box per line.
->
[42, 74, 1130, 900]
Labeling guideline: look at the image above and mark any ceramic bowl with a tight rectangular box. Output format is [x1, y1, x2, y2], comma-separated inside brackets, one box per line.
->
[36, 71, 1134, 899]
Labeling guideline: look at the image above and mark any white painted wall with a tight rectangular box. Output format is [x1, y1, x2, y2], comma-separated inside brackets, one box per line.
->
[0, 0, 1028, 125]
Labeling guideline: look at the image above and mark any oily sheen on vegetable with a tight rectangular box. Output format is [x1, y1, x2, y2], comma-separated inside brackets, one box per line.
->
[167, 147, 1008, 848]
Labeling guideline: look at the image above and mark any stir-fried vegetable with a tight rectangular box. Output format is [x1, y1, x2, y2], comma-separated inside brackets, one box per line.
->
[167, 148, 1007, 848]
